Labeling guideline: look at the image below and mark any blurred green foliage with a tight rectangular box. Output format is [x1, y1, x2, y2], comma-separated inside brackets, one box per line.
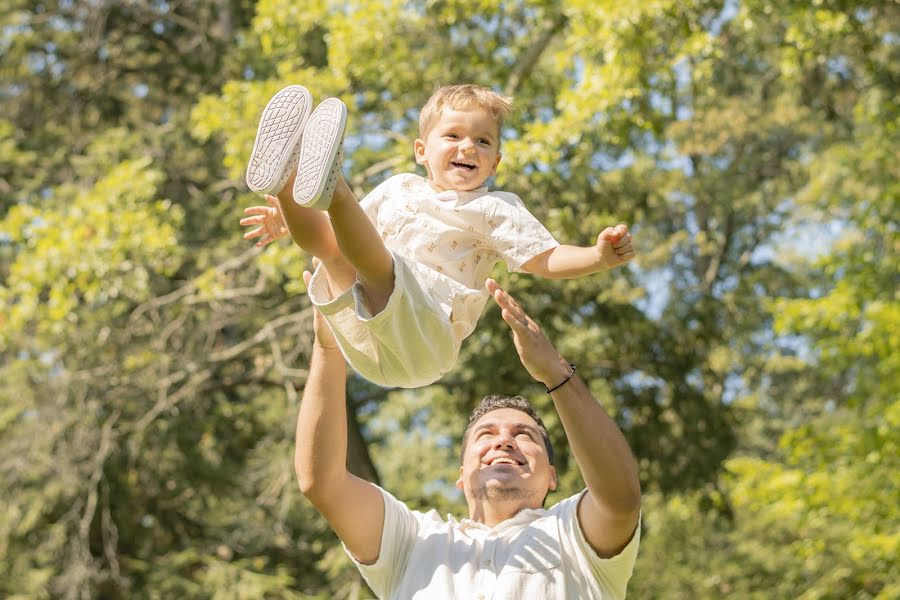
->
[1, 0, 896, 598]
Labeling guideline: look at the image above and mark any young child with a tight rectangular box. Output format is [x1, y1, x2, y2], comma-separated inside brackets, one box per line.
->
[240, 84, 635, 388]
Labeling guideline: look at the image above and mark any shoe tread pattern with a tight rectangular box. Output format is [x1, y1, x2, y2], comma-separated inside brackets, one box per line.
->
[246, 86, 311, 193]
[294, 98, 346, 209]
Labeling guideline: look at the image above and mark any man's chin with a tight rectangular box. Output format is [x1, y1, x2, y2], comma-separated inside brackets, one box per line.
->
[471, 483, 536, 502]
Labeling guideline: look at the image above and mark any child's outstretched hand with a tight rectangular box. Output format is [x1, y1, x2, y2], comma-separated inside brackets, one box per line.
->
[596, 224, 635, 269]
[240, 194, 289, 247]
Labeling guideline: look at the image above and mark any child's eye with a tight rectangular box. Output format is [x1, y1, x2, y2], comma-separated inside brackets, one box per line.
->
[446, 133, 459, 139]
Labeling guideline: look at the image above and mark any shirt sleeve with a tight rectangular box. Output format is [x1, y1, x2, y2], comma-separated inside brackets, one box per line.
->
[553, 490, 642, 600]
[360, 174, 406, 226]
[484, 192, 559, 272]
[343, 485, 419, 599]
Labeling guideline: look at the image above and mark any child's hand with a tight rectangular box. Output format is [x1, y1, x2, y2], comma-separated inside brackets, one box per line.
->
[596, 224, 635, 269]
[240, 195, 289, 247]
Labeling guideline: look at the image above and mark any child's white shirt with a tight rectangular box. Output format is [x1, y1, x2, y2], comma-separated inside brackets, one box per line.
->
[362, 173, 559, 337]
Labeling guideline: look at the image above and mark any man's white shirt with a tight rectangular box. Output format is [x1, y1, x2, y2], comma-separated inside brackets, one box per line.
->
[345, 486, 641, 599]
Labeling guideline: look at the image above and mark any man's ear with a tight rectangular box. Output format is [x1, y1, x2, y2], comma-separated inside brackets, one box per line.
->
[549, 465, 558, 492]
[490, 152, 502, 176]
[455, 466, 465, 490]
[414, 138, 427, 165]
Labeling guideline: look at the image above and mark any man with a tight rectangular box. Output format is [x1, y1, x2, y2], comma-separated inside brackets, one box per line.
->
[295, 273, 642, 599]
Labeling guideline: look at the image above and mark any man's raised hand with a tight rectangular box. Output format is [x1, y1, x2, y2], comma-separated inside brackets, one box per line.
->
[486, 278, 571, 389]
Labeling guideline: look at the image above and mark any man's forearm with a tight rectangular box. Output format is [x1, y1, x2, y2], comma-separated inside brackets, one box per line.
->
[294, 343, 349, 496]
[548, 372, 641, 514]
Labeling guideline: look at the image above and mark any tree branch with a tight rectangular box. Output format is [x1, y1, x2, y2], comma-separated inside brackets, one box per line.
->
[503, 12, 569, 97]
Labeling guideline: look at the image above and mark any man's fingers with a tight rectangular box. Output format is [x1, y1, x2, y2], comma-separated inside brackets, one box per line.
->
[485, 277, 501, 295]
[487, 279, 534, 330]
[501, 309, 526, 330]
[265, 194, 278, 206]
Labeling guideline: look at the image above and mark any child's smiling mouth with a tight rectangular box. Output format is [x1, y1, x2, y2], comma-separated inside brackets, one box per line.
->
[451, 161, 476, 170]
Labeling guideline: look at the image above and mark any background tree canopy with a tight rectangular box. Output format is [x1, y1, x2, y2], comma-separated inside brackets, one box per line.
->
[1, 0, 897, 598]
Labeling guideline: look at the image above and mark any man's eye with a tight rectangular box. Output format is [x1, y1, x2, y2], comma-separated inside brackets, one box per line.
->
[479, 138, 491, 145]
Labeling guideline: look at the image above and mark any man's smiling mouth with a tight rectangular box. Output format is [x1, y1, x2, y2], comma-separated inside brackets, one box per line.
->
[485, 457, 524, 466]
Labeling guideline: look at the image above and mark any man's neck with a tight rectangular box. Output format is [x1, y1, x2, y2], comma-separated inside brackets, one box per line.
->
[467, 497, 541, 528]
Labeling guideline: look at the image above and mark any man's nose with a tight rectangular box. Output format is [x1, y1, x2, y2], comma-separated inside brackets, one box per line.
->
[493, 432, 516, 449]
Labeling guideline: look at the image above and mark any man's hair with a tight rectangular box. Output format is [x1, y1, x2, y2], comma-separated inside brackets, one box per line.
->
[460, 395, 554, 466]
[418, 84, 513, 140]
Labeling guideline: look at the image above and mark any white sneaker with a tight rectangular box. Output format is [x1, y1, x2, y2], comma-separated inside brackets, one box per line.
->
[246, 85, 312, 194]
[293, 97, 347, 210]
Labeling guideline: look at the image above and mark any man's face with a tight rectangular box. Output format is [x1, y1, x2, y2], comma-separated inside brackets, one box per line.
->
[414, 107, 502, 192]
[456, 408, 557, 506]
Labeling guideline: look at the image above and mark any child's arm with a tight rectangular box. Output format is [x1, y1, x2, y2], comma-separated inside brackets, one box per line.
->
[240, 194, 291, 247]
[522, 224, 634, 279]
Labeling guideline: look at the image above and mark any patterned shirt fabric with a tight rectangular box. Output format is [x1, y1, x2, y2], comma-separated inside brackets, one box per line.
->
[346, 486, 641, 600]
[360, 173, 560, 345]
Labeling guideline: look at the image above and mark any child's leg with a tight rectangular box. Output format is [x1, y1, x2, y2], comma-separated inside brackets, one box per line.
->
[327, 177, 395, 315]
[282, 97, 394, 315]
[245, 88, 369, 302]
[274, 169, 358, 296]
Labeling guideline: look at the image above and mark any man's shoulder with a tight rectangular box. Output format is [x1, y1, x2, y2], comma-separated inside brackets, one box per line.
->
[545, 489, 587, 513]
[377, 485, 447, 529]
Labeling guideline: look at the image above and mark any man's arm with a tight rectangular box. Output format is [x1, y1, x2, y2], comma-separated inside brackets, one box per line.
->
[294, 268, 385, 564]
[486, 278, 641, 558]
[522, 224, 635, 279]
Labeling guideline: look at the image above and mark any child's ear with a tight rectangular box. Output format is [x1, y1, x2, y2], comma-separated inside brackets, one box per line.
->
[490, 152, 502, 176]
[414, 138, 427, 165]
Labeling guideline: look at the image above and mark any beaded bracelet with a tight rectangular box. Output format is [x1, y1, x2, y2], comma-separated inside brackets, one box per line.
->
[546, 363, 577, 394]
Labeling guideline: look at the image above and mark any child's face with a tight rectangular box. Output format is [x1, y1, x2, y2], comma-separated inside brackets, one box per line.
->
[414, 107, 502, 192]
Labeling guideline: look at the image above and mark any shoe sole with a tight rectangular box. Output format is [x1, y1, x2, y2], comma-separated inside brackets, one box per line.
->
[246, 85, 312, 194]
[293, 98, 347, 210]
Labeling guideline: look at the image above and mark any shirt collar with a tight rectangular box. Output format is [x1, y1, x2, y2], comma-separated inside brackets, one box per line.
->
[424, 179, 489, 197]
[448, 506, 548, 534]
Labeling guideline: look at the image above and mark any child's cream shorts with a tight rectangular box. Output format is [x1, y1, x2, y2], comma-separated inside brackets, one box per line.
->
[308, 253, 461, 388]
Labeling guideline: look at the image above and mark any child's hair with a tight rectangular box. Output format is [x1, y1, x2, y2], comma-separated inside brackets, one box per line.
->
[418, 84, 513, 140]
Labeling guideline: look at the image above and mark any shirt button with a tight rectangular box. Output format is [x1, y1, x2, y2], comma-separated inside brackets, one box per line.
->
[484, 559, 492, 567]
